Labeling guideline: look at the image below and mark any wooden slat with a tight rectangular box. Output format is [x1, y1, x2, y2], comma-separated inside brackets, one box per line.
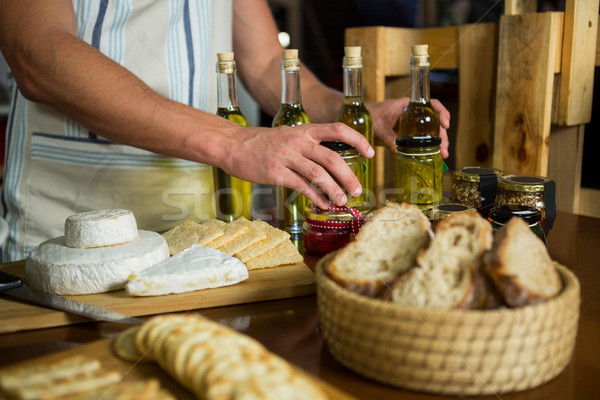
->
[455, 22, 498, 169]
[554, 0, 600, 125]
[596, 15, 600, 66]
[493, 12, 563, 176]
[547, 125, 585, 213]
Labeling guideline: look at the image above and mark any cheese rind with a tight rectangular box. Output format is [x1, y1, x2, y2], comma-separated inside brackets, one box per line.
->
[126, 245, 249, 296]
[26, 230, 169, 295]
[65, 209, 138, 249]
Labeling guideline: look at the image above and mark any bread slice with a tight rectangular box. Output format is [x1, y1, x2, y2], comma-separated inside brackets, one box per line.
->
[325, 202, 432, 297]
[217, 218, 266, 256]
[484, 217, 562, 307]
[383, 211, 494, 309]
[234, 221, 290, 263]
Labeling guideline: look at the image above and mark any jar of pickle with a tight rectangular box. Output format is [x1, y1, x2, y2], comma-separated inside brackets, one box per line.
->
[303, 203, 367, 256]
[494, 175, 556, 233]
[427, 203, 477, 227]
[449, 166, 501, 217]
[394, 135, 443, 212]
[320, 141, 368, 209]
[489, 205, 547, 247]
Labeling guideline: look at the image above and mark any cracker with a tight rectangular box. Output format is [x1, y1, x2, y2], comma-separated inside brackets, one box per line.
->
[205, 217, 250, 249]
[162, 220, 226, 255]
[217, 219, 266, 256]
[113, 326, 146, 363]
[245, 239, 303, 270]
[234, 221, 289, 263]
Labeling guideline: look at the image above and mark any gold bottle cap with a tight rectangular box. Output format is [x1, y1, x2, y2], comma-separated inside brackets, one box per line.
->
[411, 44, 430, 67]
[343, 46, 363, 68]
[282, 49, 300, 71]
[216, 52, 235, 73]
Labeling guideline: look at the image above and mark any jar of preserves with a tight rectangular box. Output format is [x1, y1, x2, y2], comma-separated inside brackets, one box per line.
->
[394, 135, 443, 212]
[320, 141, 368, 209]
[449, 166, 501, 217]
[303, 203, 367, 256]
[427, 203, 477, 227]
[494, 175, 556, 233]
[489, 205, 547, 247]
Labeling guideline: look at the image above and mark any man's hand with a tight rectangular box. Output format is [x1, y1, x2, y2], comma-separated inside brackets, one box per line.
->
[366, 98, 451, 158]
[216, 121, 375, 210]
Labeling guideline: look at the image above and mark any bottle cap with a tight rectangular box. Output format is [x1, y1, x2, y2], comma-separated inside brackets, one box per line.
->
[282, 49, 300, 71]
[343, 46, 363, 68]
[411, 44, 430, 67]
[216, 52, 236, 73]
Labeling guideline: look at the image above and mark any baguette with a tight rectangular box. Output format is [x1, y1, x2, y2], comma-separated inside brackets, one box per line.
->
[383, 211, 494, 310]
[484, 217, 562, 307]
[325, 202, 432, 297]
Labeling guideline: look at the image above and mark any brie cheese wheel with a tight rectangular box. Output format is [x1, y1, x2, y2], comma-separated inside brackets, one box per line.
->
[65, 209, 138, 249]
[26, 230, 169, 295]
[126, 245, 249, 297]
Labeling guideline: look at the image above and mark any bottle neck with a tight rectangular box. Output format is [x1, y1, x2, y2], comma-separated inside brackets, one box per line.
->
[342, 67, 363, 103]
[410, 61, 431, 104]
[281, 68, 302, 105]
[217, 71, 239, 109]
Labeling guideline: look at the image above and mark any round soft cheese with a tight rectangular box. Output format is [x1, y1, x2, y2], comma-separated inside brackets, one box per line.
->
[26, 230, 169, 295]
[65, 209, 138, 249]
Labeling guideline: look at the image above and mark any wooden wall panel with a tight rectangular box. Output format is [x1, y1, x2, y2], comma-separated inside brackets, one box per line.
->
[493, 12, 563, 176]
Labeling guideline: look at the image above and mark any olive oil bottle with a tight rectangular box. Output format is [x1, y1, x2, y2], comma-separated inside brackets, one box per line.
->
[398, 44, 440, 138]
[214, 52, 253, 222]
[395, 45, 443, 210]
[335, 46, 373, 208]
[272, 49, 310, 235]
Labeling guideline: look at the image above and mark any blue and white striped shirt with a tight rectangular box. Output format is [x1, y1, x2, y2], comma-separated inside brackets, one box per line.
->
[2, 0, 232, 261]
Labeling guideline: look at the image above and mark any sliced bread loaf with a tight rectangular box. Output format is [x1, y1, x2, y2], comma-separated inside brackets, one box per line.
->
[383, 211, 494, 310]
[325, 202, 432, 297]
[484, 217, 562, 307]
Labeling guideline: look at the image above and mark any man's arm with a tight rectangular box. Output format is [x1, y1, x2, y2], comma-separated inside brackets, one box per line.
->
[0, 0, 372, 209]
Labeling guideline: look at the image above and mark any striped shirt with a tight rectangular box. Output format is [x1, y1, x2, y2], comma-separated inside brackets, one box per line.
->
[1, 0, 232, 261]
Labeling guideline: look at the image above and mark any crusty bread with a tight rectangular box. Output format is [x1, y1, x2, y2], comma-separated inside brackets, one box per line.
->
[484, 217, 562, 307]
[382, 211, 494, 310]
[325, 202, 432, 297]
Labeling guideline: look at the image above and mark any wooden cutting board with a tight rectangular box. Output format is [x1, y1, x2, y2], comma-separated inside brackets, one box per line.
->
[0, 337, 357, 400]
[0, 260, 316, 334]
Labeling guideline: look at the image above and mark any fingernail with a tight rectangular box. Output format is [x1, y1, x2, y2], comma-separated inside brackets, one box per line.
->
[352, 185, 362, 197]
[367, 146, 375, 157]
[336, 194, 347, 205]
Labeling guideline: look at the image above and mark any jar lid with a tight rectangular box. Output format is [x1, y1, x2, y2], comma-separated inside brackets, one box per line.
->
[396, 135, 441, 148]
[427, 203, 475, 220]
[320, 141, 354, 152]
[490, 205, 542, 224]
[454, 166, 501, 183]
[498, 175, 551, 192]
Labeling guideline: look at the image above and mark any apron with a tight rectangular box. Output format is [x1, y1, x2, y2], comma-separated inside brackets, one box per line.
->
[1, 0, 232, 261]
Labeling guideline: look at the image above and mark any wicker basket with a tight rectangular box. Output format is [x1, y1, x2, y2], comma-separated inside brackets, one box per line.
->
[316, 253, 580, 396]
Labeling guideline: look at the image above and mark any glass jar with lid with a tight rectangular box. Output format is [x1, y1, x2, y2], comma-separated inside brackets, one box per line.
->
[320, 141, 368, 209]
[489, 205, 547, 247]
[394, 135, 443, 212]
[427, 203, 477, 227]
[303, 203, 367, 256]
[494, 175, 556, 233]
[449, 166, 501, 217]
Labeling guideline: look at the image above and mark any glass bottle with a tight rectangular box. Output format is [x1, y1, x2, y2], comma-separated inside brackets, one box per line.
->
[272, 49, 311, 234]
[395, 135, 443, 212]
[214, 52, 253, 222]
[398, 44, 440, 138]
[335, 46, 374, 207]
